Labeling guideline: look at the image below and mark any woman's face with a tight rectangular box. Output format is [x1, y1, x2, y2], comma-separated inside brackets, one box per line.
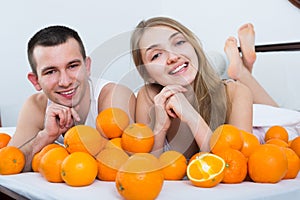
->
[139, 26, 198, 86]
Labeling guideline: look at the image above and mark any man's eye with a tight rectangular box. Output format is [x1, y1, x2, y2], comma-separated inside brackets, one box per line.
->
[44, 70, 55, 75]
[69, 64, 78, 69]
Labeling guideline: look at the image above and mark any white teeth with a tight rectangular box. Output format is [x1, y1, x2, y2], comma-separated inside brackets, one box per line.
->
[170, 63, 187, 74]
[61, 89, 74, 95]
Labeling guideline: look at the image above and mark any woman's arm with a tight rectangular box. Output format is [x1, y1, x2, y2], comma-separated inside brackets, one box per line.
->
[135, 86, 168, 156]
[166, 92, 212, 152]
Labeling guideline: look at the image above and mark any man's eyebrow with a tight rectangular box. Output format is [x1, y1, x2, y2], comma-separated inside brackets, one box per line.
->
[40, 65, 56, 73]
[40, 59, 82, 73]
[68, 59, 81, 65]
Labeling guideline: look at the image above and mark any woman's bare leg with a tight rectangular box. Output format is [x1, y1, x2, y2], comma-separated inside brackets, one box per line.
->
[238, 23, 256, 73]
[224, 37, 278, 107]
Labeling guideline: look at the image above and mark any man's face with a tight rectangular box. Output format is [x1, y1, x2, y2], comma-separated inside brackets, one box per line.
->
[32, 38, 91, 107]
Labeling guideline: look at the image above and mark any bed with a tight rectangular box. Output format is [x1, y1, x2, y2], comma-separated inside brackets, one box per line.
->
[0, 125, 299, 200]
[0, 171, 300, 200]
[1, 110, 300, 200]
[1, 42, 300, 199]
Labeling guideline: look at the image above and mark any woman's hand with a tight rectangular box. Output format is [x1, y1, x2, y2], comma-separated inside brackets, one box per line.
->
[153, 85, 187, 133]
[166, 91, 212, 152]
[165, 91, 198, 124]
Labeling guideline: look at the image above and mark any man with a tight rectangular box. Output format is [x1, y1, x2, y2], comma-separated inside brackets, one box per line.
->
[9, 25, 136, 171]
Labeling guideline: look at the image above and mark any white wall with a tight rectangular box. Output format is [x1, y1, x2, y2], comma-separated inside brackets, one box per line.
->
[0, 0, 299, 126]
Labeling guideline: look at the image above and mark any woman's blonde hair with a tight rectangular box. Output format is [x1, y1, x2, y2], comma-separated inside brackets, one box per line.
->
[130, 16, 228, 131]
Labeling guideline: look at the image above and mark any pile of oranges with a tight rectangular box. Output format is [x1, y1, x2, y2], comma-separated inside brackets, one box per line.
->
[29, 107, 188, 200]
[1, 108, 300, 200]
[186, 124, 300, 188]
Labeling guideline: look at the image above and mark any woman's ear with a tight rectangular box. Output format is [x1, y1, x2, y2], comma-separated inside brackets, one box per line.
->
[27, 72, 42, 91]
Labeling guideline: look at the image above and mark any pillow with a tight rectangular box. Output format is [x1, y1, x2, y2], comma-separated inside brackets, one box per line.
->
[206, 51, 227, 78]
[252, 104, 300, 141]
[253, 104, 300, 127]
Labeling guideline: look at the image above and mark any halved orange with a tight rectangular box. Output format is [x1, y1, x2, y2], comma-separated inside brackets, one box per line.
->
[187, 152, 225, 188]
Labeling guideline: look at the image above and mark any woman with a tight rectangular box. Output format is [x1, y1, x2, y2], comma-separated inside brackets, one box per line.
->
[130, 17, 285, 158]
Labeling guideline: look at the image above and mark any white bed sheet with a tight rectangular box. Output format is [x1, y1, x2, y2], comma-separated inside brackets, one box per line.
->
[0, 172, 300, 200]
[1, 108, 300, 200]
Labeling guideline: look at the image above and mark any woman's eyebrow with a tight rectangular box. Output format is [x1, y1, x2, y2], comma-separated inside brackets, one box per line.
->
[145, 32, 181, 53]
[146, 44, 159, 52]
[169, 32, 181, 40]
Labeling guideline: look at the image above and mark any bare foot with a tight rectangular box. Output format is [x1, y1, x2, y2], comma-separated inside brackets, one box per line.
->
[238, 23, 256, 73]
[224, 37, 247, 80]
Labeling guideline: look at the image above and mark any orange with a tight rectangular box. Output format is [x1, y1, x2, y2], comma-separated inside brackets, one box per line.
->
[264, 125, 289, 143]
[210, 124, 243, 153]
[188, 152, 208, 165]
[290, 136, 300, 157]
[61, 152, 98, 187]
[31, 143, 62, 172]
[115, 153, 164, 200]
[96, 107, 130, 139]
[240, 130, 260, 158]
[0, 133, 11, 149]
[282, 147, 300, 179]
[105, 137, 122, 149]
[96, 148, 129, 181]
[266, 138, 289, 148]
[39, 146, 69, 183]
[215, 148, 247, 183]
[248, 144, 288, 183]
[64, 125, 107, 156]
[186, 152, 225, 188]
[121, 123, 154, 154]
[0, 146, 25, 175]
[288, 140, 293, 147]
[158, 150, 187, 180]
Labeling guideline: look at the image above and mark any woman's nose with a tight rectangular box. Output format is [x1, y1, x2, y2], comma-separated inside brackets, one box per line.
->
[167, 51, 179, 64]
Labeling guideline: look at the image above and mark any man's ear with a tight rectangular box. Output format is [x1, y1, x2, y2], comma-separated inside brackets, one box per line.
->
[27, 72, 42, 91]
[85, 56, 91, 76]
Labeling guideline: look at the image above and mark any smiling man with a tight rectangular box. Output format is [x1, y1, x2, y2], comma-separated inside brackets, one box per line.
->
[8, 25, 136, 171]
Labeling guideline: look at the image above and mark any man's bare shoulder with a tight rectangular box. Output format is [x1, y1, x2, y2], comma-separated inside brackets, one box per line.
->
[98, 82, 136, 115]
[101, 82, 117, 95]
[12, 93, 48, 146]
[25, 93, 48, 110]
[100, 82, 134, 97]
[19, 93, 48, 124]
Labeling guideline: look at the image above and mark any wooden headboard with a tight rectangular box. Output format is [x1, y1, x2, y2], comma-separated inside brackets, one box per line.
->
[238, 42, 300, 53]
[289, 0, 300, 9]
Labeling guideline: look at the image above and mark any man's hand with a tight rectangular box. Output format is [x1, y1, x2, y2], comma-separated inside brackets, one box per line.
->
[44, 103, 80, 140]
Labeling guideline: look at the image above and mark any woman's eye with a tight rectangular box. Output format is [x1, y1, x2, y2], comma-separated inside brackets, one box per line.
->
[151, 53, 161, 61]
[176, 40, 186, 46]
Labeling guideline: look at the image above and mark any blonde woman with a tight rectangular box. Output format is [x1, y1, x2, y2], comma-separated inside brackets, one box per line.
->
[130, 17, 282, 159]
